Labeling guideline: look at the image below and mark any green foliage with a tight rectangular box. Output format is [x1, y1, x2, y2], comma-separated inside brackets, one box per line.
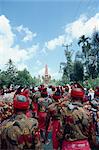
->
[60, 49, 73, 84]
[91, 31, 99, 76]
[78, 35, 91, 58]
[32, 76, 41, 86]
[0, 59, 41, 88]
[61, 31, 99, 85]
[83, 77, 99, 90]
[6, 59, 17, 86]
[15, 69, 33, 86]
[64, 50, 73, 76]
[73, 61, 84, 82]
[0, 59, 17, 88]
[78, 31, 99, 79]
[0, 71, 7, 88]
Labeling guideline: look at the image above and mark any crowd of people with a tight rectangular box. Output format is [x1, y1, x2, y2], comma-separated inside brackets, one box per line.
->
[0, 83, 99, 150]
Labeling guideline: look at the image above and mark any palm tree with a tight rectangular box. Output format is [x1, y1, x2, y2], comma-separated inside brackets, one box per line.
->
[92, 31, 99, 55]
[92, 31, 99, 75]
[78, 35, 91, 58]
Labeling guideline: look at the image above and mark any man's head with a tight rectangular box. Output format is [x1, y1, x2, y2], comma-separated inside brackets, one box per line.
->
[94, 86, 99, 98]
[71, 88, 84, 102]
[13, 95, 29, 113]
[41, 88, 48, 98]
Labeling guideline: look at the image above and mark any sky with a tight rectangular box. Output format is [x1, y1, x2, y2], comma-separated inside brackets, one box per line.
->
[0, 0, 99, 80]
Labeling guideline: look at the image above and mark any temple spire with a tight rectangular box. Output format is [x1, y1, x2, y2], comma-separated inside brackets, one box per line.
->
[45, 64, 48, 76]
[42, 64, 51, 85]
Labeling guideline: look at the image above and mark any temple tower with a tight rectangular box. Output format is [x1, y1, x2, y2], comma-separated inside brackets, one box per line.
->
[42, 64, 51, 85]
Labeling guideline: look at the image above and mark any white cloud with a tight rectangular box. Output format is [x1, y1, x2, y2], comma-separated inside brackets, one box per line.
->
[41, 47, 47, 54]
[44, 13, 99, 51]
[45, 35, 65, 50]
[0, 15, 14, 48]
[16, 25, 37, 42]
[65, 13, 99, 40]
[0, 15, 39, 67]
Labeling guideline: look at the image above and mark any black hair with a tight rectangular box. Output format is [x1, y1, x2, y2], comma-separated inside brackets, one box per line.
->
[72, 96, 83, 103]
[41, 93, 48, 98]
[14, 108, 27, 114]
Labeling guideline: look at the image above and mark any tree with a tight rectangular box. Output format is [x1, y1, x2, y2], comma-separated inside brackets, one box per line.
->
[65, 50, 73, 77]
[0, 59, 17, 88]
[15, 69, 33, 87]
[78, 35, 91, 58]
[91, 31, 99, 75]
[0, 71, 7, 88]
[75, 51, 83, 61]
[78, 34, 98, 79]
[62, 66, 69, 84]
[73, 61, 84, 82]
[85, 31, 99, 78]
[32, 76, 41, 86]
[60, 48, 73, 84]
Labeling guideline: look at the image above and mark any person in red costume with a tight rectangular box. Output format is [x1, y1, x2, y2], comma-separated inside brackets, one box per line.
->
[1, 93, 41, 150]
[31, 91, 41, 118]
[48, 92, 62, 150]
[38, 88, 51, 144]
[53, 86, 62, 102]
[50, 104, 61, 150]
[59, 88, 95, 150]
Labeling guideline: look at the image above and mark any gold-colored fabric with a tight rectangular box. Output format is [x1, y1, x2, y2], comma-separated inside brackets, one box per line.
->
[59, 102, 94, 141]
[1, 113, 39, 150]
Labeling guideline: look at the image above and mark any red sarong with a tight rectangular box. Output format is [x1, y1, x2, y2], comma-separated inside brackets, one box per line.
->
[62, 139, 91, 150]
[38, 112, 47, 131]
[32, 102, 38, 116]
[52, 120, 60, 150]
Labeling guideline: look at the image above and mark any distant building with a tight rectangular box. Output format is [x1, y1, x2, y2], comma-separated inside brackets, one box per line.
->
[42, 64, 51, 85]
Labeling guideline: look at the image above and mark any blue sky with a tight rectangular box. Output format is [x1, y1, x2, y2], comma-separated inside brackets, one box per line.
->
[0, 0, 99, 79]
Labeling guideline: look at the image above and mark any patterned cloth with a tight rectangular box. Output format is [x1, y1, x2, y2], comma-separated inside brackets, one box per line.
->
[0, 101, 13, 122]
[1, 113, 40, 150]
[59, 102, 95, 142]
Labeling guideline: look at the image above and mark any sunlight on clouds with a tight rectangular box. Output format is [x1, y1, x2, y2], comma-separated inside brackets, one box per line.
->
[65, 15, 87, 39]
[44, 13, 99, 51]
[0, 15, 14, 48]
[0, 44, 39, 66]
[0, 15, 39, 67]
[16, 25, 37, 42]
[66, 12, 99, 41]
[65, 13, 99, 40]
[45, 35, 65, 50]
